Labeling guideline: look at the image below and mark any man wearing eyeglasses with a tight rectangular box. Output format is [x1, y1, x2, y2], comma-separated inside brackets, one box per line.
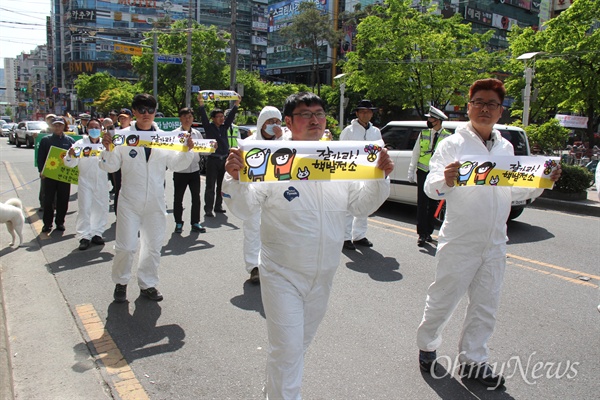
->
[416, 79, 561, 388]
[408, 105, 452, 247]
[197, 93, 241, 217]
[100, 93, 196, 304]
[223, 92, 394, 398]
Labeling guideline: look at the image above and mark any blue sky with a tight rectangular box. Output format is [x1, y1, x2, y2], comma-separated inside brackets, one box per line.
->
[0, 0, 51, 62]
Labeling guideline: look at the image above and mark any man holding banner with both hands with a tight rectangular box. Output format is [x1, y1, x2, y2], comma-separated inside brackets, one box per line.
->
[223, 92, 394, 399]
[100, 93, 196, 304]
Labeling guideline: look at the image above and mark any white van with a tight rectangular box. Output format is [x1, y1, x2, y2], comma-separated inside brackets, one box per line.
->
[381, 121, 533, 220]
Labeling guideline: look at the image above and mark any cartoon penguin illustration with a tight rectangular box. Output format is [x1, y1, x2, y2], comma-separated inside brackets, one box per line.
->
[126, 134, 140, 147]
[474, 161, 496, 185]
[82, 147, 92, 157]
[457, 161, 478, 186]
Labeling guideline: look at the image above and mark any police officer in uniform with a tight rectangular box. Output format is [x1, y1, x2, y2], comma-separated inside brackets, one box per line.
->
[408, 106, 451, 246]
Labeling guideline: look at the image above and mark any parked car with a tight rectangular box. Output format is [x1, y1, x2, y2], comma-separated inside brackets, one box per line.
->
[238, 125, 257, 139]
[381, 120, 533, 221]
[15, 121, 48, 148]
[2, 123, 16, 138]
[6, 123, 18, 144]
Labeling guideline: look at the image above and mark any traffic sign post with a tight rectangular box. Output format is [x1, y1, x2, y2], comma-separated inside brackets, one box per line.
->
[157, 55, 184, 64]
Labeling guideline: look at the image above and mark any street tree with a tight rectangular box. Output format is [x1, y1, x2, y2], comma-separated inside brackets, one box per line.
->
[343, 0, 496, 118]
[74, 72, 123, 105]
[131, 21, 229, 116]
[506, 0, 599, 147]
[279, 2, 343, 95]
[93, 85, 140, 115]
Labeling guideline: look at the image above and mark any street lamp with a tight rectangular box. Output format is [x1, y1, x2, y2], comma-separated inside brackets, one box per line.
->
[516, 51, 543, 127]
[334, 73, 346, 128]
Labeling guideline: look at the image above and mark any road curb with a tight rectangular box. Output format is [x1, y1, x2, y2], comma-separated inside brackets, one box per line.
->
[529, 196, 600, 218]
[0, 269, 15, 400]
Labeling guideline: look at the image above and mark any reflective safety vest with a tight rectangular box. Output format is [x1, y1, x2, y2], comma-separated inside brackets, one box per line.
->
[417, 128, 451, 172]
[228, 124, 240, 148]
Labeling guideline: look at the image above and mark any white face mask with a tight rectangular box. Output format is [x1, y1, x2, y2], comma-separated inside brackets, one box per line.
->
[264, 123, 280, 136]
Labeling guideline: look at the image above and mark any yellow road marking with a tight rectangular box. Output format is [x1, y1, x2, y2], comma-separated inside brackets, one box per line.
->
[368, 219, 596, 287]
[76, 304, 149, 400]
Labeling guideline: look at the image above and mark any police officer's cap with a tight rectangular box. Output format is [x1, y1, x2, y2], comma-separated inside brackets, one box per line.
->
[424, 106, 448, 121]
[79, 113, 91, 120]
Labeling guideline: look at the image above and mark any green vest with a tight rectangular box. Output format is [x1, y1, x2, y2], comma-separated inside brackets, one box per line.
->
[417, 128, 451, 172]
[228, 124, 240, 147]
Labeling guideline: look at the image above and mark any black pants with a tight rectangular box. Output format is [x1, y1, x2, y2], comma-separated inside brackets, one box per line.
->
[109, 170, 122, 215]
[173, 170, 201, 224]
[204, 156, 226, 213]
[416, 169, 437, 236]
[42, 178, 71, 227]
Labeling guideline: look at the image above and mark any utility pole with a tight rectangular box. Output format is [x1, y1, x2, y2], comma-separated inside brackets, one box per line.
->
[153, 32, 158, 102]
[229, 0, 237, 92]
[185, 0, 193, 107]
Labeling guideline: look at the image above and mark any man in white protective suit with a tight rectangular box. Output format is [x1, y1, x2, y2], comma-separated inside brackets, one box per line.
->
[241, 105, 290, 284]
[99, 93, 195, 303]
[339, 99, 382, 250]
[223, 92, 394, 399]
[64, 118, 109, 250]
[416, 79, 561, 389]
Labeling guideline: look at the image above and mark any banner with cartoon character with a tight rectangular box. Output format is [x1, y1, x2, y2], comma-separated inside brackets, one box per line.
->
[109, 130, 216, 154]
[455, 156, 559, 189]
[70, 142, 105, 158]
[42, 146, 79, 185]
[237, 139, 386, 183]
[199, 90, 239, 101]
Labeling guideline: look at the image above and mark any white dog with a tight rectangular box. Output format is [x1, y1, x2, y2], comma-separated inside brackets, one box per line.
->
[1, 198, 25, 247]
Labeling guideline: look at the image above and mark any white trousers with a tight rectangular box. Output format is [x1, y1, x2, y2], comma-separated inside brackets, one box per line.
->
[416, 243, 506, 364]
[344, 213, 368, 241]
[261, 266, 332, 400]
[75, 184, 109, 240]
[243, 212, 261, 273]
[112, 206, 166, 290]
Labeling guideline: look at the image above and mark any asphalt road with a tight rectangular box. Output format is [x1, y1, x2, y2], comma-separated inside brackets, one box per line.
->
[1, 139, 599, 400]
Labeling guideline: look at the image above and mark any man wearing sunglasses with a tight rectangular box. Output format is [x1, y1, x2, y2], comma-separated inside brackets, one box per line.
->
[223, 92, 394, 398]
[100, 94, 196, 303]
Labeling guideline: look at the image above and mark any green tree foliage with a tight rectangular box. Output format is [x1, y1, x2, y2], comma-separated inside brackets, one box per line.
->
[131, 21, 229, 116]
[343, 0, 496, 119]
[524, 119, 570, 154]
[506, 0, 599, 146]
[74, 72, 123, 103]
[279, 2, 343, 95]
[93, 85, 140, 114]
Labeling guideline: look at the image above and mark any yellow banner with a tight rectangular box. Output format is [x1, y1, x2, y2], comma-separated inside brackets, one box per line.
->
[114, 44, 142, 56]
[109, 130, 216, 153]
[42, 146, 79, 185]
[456, 156, 559, 189]
[71, 142, 105, 158]
[237, 139, 385, 183]
[200, 90, 239, 101]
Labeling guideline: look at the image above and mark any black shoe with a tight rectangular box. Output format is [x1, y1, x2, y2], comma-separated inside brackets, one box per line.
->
[174, 222, 183, 233]
[91, 235, 105, 245]
[113, 284, 127, 303]
[461, 363, 505, 388]
[55, 224, 66, 231]
[343, 240, 356, 250]
[353, 237, 373, 247]
[426, 235, 434, 243]
[140, 287, 163, 302]
[205, 212, 214, 218]
[191, 223, 206, 233]
[214, 208, 226, 213]
[417, 235, 426, 247]
[79, 239, 91, 250]
[419, 350, 438, 373]
[41, 225, 52, 233]
[249, 267, 260, 284]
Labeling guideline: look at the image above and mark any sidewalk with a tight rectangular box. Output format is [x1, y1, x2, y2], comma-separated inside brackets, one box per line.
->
[529, 187, 600, 217]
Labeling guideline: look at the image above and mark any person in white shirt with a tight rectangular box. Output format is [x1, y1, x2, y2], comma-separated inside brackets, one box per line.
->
[339, 99, 382, 250]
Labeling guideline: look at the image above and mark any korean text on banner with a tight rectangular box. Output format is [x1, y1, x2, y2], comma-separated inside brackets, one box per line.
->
[237, 139, 386, 183]
[42, 146, 79, 185]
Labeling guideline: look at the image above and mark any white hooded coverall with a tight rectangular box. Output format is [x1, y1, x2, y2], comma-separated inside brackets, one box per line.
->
[99, 123, 194, 289]
[416, 122, 542, 364]
[223, 173, 390, 399]
[64, 136, 109, 241]
[339, 119, 382, 242]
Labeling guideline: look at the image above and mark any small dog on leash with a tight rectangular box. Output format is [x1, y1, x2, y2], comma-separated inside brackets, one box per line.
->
[1, 198, 25, 247]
